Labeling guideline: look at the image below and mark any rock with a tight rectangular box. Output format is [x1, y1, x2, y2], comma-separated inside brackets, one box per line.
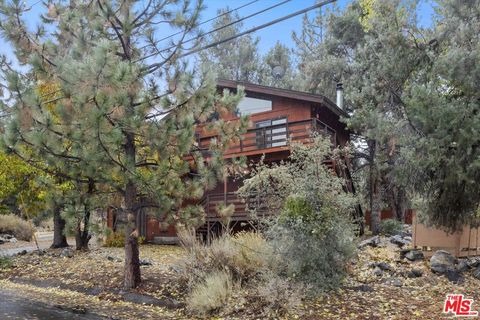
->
[407, 269, 423, 278]
[60, 248, 74, 258]
[403, 236, 412, 242]
[9, 238, 17, 243]
[0, 239, 4, 245]
[466, 257, 480, 269]
[386, 277, 403, 287]
[373, 267, 383, 277]
[400, 231, 412, 238]
[139, 259, 152, 266]
[457, 259, 470, 272]
[444, 269, 463, 283]
[405, 250, 424, 261]
[473, 266, 480, 279]
[358, 236, 380, 248]
[107, 256, 121, 262]
[17, 250, 27, 255]
[377, 262, 392, 271]
[399, 249, 412, 259]
[351, 284, 374, 292]
[2, 234, 14, 240]
[430, 250, 456, 274]
[390, 235, 410, 247]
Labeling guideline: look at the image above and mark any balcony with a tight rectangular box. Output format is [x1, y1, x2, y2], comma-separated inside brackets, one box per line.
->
[195, 118, 337, 158]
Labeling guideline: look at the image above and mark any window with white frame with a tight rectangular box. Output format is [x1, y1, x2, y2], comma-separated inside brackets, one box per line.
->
[236, 97, 272, 116]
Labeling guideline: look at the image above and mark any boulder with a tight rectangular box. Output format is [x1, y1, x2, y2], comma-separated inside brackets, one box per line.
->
[430, 250, 456, 274]
[457, 259, 470, 272]
[0, 239, 4, 245]
[358, 236, 381, 249]
[407, 268, 423, 278]
[466, 257, 480, 269]
[444, 269, 463, 283]
[9, 238, 17, 243]
[473, 266, 480, 280]
[390, 235, 410, 247]
[405, 250, 424, 262]
[60, 248, 74, 258]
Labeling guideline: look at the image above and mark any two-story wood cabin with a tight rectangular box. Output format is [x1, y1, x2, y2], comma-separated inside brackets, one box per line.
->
[133, 80, 359, 243]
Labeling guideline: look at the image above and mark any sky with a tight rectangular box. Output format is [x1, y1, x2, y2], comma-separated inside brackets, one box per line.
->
[0, 0, 436, 63]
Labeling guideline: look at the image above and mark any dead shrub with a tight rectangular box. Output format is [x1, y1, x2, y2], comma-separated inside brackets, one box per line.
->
[186, 271, 233, 317]
[178, 229, 272, 285]
[231, 231, 273, 278]
[0, 214, 35, 241]
[251, 271, 304, 317]
[179, 229, 303, 317]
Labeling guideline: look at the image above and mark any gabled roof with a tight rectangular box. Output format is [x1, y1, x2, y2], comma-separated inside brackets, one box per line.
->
[217, 79, 348, 117]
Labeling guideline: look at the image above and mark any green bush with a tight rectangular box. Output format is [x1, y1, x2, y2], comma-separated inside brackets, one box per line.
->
[379, 219, 403, 236]
[104, 231, 145, 247]
[186, 271, 233, 316]
[104, 231, 125, 247]
[0, 214, 35, 241]
[268, 198, 355, 292]
[239, 137, 358, 293]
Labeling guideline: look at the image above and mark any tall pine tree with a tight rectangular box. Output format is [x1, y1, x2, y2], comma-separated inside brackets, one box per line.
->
[0, 0, 246, 288]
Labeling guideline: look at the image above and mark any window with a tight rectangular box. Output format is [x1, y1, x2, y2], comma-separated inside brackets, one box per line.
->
[255, 117, 287, 148]
[236, 97, 272, 116]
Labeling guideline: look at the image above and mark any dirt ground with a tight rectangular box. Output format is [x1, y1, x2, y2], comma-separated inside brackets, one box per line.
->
[1, 240, 479, 319]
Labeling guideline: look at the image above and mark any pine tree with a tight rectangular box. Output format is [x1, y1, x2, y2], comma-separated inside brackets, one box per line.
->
[402, 0, 480, 231]
[199, 8, 261, 83]
[259, 42, 297, 89]
[294, 0, 424, 233]
[0, 0, 246, 288]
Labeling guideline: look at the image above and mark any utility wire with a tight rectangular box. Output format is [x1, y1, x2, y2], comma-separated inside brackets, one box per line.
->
[137, 0, 292, 62]
[146, 0, 261, 46]
[147, 0, 336, 73]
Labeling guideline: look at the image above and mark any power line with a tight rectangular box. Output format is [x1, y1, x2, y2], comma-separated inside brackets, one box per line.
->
[147, 0, 261, 46]
[137, 0, 292, 62]
[147, 0, 336, 73]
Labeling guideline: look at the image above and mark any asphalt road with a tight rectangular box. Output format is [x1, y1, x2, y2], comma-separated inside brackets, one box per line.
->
[0, 290, 104, 320]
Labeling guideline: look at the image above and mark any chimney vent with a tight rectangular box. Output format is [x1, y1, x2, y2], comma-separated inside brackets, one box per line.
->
[336, 82, 344, 110]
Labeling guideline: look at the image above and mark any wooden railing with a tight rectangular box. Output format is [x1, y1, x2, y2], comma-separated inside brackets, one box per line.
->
[196, 118, 337, 155]
[199, 192, 270, 221]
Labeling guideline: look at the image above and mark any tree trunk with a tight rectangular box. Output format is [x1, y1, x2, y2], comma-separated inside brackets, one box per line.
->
[51, 205, 68, 248]
[75, 214, 91, 251]
[371, 178, 381, 235]
[123, 133, 141, 288]
[368, 139, 381, 235]
[124, 219, 141, 288]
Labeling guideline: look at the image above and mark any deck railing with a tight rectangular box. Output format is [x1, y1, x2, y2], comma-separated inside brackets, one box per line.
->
[196, 118, 337, 155]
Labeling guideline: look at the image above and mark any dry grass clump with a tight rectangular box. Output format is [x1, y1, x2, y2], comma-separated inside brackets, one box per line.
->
[0, 214, 35, 241]
[178, 228, 301, 318]
[186, 271, 233, 316]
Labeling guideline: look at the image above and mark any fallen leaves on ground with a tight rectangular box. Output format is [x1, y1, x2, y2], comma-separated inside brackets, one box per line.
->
[1, 242, 479, 319]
